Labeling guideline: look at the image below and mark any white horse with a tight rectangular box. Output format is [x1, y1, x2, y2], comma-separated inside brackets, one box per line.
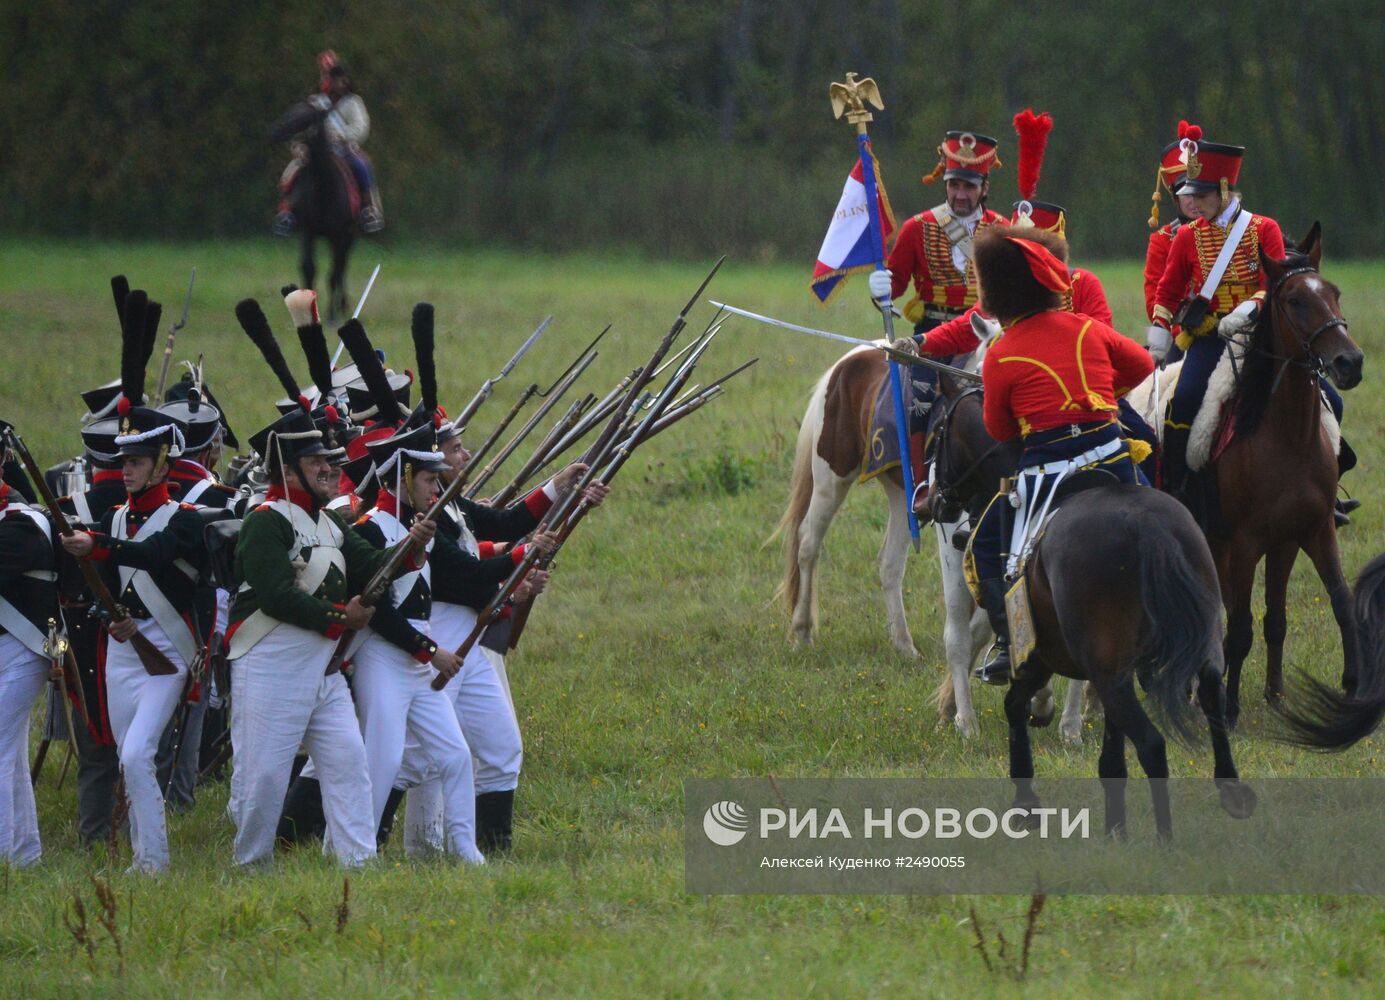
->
[772, 315, 1088, 741]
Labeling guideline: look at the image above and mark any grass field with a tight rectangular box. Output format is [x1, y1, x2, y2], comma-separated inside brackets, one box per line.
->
[1, 238, 1383, 998]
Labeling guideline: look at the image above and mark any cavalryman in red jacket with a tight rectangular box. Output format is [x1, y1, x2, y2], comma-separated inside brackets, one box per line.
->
[966, 229, 1153, 683]
[1143, 121, 1201, 333]
[868, 129, 1007, 496]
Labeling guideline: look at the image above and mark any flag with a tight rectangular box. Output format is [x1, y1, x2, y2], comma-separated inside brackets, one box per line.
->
[810, 142, 896, 304]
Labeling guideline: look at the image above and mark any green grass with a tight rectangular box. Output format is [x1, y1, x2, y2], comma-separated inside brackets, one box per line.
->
[2, 239, 1384, 997]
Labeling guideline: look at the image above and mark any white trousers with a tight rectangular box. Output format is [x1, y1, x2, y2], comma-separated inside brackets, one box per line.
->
[0, 635, 47, 867]
[351, 623, 483, 862]
[399, 603, 521, 856]
[104, 619, 188, 873]
[229, 624, 375, 867]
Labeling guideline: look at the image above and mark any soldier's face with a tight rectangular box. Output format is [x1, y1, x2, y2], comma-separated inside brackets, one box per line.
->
[288, 454, 334, 502]
[1176, 193, 1198, 219]
[410, 469, 440, 510]
[946, 178, 985, 217]
[1190, 190, 1222, 221]
[441, 437, 471, 474]
[121, 455, 161, 494]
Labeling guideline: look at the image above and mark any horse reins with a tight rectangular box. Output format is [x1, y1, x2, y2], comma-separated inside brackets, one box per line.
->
[1239, 265, 1349, 395]
[934, 386, 1011, 513]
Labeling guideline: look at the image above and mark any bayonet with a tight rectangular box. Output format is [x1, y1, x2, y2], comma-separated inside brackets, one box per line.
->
[449, 316, 553, 435]
[154, 267, 197, 400]
[330, 262, 382, 366]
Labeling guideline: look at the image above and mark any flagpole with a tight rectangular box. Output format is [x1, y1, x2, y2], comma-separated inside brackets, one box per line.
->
[832, 74, 920, 550]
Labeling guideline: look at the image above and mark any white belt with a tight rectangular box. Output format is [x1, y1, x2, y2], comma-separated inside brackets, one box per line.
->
[1019, 436, 1122, 478]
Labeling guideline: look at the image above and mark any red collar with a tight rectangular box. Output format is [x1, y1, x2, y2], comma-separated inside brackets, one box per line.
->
[266, 482, 320, 514]
[171, 458, 211, 482]
[371, 488, 413, 520]
[127, 482, 172, 513]
[92, 468, 124, 485]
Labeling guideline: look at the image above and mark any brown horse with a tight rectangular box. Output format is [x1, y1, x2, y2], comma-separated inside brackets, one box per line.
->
[1184, 225, 1364, 726]
[931, 374, 1256, 838]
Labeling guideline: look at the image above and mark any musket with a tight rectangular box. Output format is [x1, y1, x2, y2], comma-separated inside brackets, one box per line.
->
[6, 430, 178, 676]
[154, 268, 197, 400]
[430, 256, 725, 689]
[489, 394, 592, 508]
[522, 312, 727, 486]
[163, 636, 213, 797]
[456, 384, 539, 491]
[710, 301, 982, 383]
[502, 330, 718, 649]
[30, 619, 81, 787]
[463, 350, 598, 499]
[448, 316, 552, 435]
[329, 263, 382, 366]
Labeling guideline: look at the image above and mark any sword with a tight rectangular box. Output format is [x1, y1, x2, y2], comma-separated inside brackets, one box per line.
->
[154, 267, 197, 400]
[710, 301, 982, 383]
[330, 263, 382, 366]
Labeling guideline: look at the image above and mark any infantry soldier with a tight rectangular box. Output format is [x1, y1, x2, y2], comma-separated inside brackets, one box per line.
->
[0, 419, 61, 866]
[869, 129, 1007, 502]
[225, 403, 434, 867]
[59, 397, 205, 873]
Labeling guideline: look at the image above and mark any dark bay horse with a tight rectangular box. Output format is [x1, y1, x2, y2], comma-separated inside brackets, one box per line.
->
[271, 101, 357, 321]
[1183, 225, 1364, 726]
[932, 376, 1256, 838]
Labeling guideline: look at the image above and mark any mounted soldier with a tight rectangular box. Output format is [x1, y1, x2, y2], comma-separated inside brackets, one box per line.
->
[275, 50, 383, 236]
[964, 229, 1153, 684]
[1144, 121, 1202, 333]
[868, 129, 1007, 506]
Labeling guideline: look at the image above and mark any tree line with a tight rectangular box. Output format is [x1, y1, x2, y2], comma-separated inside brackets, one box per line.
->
[3, 0, 1381, 259]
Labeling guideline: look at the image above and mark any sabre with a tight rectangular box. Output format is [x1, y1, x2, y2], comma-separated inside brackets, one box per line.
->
[330, 263, 382, 366]
[710, 301, 981, 383]
[154, 267, 196, 400]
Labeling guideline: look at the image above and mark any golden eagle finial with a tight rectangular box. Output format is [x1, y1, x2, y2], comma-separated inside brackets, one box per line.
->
[829, 72, 884, 126]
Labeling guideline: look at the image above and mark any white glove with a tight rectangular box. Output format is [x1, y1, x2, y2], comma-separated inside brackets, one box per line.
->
[1145, 325, 1172, 364]
[1218, 299, 1259, 339]
[309, 94, 332, 111]
[868, 269, 893, 302]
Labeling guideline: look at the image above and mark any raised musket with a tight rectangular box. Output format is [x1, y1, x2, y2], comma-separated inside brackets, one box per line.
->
[464, 350, 598, 499]
[429, 256, 725, 689]
[154, 268, 197, 400]
[447, 316, 552, 436]
[329, 262, 382, 366]
[6, 430, 178, 676]
[489, 394, 592, 508]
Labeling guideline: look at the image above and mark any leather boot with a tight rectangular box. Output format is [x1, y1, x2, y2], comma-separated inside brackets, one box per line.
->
[475, 789, 515, 856]
[376, 786, 406, 849]
[1160, 425, 1191, 495]
[974, 578, 1012, 686]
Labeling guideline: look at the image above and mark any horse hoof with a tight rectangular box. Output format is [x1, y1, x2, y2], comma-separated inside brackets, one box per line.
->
[954, 714, 979, 739]
[1263, 688, 1284, 706]
[1028, 701, 1057, 728]
[1219, 781, 1257, 820]
[787, 629, 812, 648]
[1060, 725, 1083, 746]
[892, 642, 921, 661]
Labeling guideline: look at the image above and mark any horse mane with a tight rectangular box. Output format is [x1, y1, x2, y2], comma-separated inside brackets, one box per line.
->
[1233, 247, 1315, 439]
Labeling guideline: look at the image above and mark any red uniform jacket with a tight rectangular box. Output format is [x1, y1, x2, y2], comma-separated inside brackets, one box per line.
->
[981, 310, 1154, 441]
[886, 207, 1008, 311]
[919, 267, 1112, 357]
[1151, 209, 1285, 332]
[1143, 223, 1177, 322]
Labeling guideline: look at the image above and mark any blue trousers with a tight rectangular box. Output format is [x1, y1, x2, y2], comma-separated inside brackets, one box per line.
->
[335, 146, 374, 195]
[969, 422, 1145, 582]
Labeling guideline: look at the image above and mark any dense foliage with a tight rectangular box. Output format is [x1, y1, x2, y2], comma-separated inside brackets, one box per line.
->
[3, 0, 1382, 258]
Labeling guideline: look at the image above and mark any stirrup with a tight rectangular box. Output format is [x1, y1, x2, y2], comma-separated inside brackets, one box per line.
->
[910, 480, 931, 517]
[974, 640, 1012, 686]
[360, 207, 384, 233]
[272, 211, 296, 237]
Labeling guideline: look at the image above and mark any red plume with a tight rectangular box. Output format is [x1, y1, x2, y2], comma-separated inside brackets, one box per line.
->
[325, 405, 340, 423]
[297, 394, 312, 413]
[1178, 120, 1203, 142]
[117, 396, 132, 417]
[1013, 108, 1054, 202]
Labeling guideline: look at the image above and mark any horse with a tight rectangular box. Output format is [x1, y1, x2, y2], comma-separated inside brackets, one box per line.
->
[1174, 225, 1364, 727]
[271, 101, 357, 321]
[930, 372, 1257, 838]
[773, 321, 1092, 741]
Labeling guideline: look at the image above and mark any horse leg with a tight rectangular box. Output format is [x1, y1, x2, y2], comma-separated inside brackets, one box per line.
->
[1302, 521, 1360, 694]
[936, 519, 979, 736]
[878, 476, 919, 659]
[1262, 541, 1297, 706]
[329, 236, 350, 321]
[300, 233, 317, 299]
[1003, 670, 1049, 818]
[1027, 681, 1056, 729]
[1097, 714, 1128, 839]
[1097, 675, 1172, 840]
[1194, 662, 1257, 819]
[1219, 550, 1258, 730]
[788, 455, 852, 646]
[1059, 678, 1086, 745]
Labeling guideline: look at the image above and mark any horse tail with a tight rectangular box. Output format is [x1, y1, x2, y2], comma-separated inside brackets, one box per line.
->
[1134, 522, 1223, 741]
[1276, 552, 1385, 751]
[768, 369, 830, 615]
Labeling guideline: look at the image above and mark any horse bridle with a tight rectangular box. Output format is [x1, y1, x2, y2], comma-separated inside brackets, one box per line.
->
[1239, 265, 1349, 389]
[932, 386, 1010, 517]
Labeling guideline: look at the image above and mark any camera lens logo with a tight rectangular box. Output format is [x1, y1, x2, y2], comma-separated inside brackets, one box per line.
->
[703, 800, 749, 846]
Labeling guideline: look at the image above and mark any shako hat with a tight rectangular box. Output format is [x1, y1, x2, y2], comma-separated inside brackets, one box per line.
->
[923, 130, 1001, 186]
